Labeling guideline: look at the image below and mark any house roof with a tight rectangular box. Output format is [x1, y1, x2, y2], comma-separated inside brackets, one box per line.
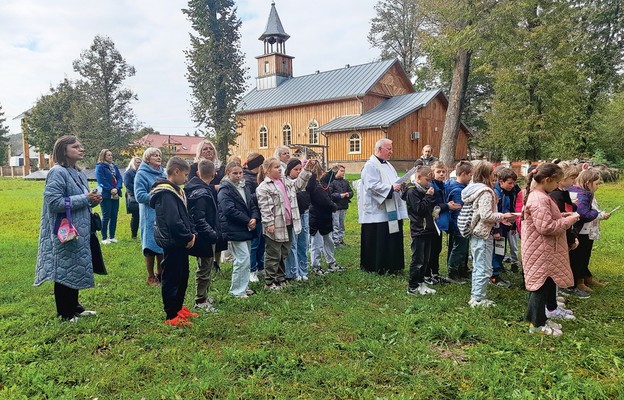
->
[318, 89, 442, 133]
[259, 1, 290, 41]
[135, 134, 205, 156]
[237, 59, 399, 113]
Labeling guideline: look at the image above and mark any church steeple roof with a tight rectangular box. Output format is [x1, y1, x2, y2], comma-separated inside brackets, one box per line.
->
[258, 1, 290, 43]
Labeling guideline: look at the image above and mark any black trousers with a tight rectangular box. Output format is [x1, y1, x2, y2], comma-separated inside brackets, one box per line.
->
[54, 282, 81, 319]
[409, 235, 432, 288]
[569, 234, 593, 282]
[130, 210, 140, 238]
[425, 233, 443, 276]
[161, 246, 190, 320]
[525, 277, 556, 327]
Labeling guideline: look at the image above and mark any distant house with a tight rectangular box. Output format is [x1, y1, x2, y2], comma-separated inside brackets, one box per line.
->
[133, 134, 205, 161]
[233, 2, 470, 172]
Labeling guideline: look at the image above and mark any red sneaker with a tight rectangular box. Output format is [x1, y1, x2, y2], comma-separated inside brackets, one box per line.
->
[178, 306, 199, 319]
[164, 316, 192, 327]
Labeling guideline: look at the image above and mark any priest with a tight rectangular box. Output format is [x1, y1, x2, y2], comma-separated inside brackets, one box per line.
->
[357, 138, 407, 274]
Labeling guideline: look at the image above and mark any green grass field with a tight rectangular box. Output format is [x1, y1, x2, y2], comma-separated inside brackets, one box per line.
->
[1, 177, 623, 399]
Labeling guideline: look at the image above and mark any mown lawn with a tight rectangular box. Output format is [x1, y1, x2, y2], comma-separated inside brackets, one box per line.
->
[0, 177, 623, 399]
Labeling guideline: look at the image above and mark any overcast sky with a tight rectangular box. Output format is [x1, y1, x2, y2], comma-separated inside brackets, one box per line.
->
[0, 0, 380, 138]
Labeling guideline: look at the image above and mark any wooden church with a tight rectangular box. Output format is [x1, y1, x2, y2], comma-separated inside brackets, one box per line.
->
[234, 2, 470, 172]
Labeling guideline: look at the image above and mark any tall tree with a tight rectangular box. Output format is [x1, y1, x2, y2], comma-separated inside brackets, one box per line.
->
[183, 0, 247, 164]
[368, 0, 429, 79]
[0, 103, 10, 165]
[72, 35, 138, 157]
[26, 79, 82, 157]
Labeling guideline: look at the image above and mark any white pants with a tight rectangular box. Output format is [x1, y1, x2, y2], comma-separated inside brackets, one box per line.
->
[310, 231, 336, 267]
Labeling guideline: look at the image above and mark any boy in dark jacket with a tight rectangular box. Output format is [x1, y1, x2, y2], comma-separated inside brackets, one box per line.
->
[184, 159, 220, 313]
[328, 165, 353, 246]
[150, 157, 197, 327]
[446, 161, 473, 282]
[402, 166, 437, 295]
[425, 162, 460, 285]
[490, 167, 517, 288]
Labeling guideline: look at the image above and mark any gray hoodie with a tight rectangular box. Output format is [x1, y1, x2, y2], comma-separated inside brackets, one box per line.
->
[461, 183, 504, 238]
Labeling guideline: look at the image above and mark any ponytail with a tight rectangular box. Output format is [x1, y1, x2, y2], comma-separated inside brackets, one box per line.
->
[522, 162, 563, 220]
[257, 157, 279, 184]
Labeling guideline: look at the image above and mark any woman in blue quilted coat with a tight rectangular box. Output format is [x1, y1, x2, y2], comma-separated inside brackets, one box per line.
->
[35, 136, 102, 322]
[134, 147, 167, 286]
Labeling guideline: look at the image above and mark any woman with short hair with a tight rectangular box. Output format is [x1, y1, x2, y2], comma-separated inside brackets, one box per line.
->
[124, 156, 142, 239]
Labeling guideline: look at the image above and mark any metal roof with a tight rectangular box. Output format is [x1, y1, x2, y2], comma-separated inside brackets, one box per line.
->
[318, 89, 442, 133]
[259, 1, 290, 41]
[237, 59, 398, 113]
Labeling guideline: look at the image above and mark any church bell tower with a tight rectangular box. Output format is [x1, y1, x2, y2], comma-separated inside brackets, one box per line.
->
[256, 1, 294, 90]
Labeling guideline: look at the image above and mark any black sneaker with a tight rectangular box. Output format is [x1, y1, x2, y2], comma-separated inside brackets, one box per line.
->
[432, 274, 451, 284]
[569, 288, 591, 299]
[424, 276, 436, 285]
[490, 276, 511, 288]
[511, 263, 520, 273]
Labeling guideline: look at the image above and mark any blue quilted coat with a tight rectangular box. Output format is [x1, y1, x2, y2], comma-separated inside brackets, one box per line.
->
[134, 161, 166, 254]
[35, 165, 94, 289]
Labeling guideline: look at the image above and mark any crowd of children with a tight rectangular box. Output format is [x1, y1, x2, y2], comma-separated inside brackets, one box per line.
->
[147, 146, 611, 335]
[401, 159, 612, 336]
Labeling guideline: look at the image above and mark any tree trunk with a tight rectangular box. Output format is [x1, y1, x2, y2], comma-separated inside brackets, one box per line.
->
[439, 48, 471, 165]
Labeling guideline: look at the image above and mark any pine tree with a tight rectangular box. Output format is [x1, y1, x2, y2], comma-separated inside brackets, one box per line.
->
[72, 35, 138, 157]
[183, 0, 247, 164]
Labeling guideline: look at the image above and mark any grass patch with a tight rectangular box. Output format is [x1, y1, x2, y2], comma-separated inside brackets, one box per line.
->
[1, 177, 623, 398]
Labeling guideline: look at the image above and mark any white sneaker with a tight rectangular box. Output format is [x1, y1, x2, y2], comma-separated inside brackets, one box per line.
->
[545, 306, 576, 320]
[249, 272, 259, 282]
[301, 275, 308, 281]
[468, 297, 496, 308]
[418, 282, 436, 295]
[194, 302, 218, 313]
[76, 310, 97, 317]
[109, 238, 118, 243]
[295, 276, 302, 281]
[546, 320, 562, 330]
[101, 239, 111, 245]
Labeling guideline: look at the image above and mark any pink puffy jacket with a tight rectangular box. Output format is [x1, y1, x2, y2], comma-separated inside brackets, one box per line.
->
[521, 189, 577, 291]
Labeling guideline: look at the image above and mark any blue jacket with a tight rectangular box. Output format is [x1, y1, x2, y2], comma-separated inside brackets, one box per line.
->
[134, 162, 166, 253]
[445, 179, 467, 235]
[95, 162, 123, 199]
[217, 179, 260, 242]
[432, 179, 450, 231]
[493, 181, 515, 235]
[35, 166, 95, 290]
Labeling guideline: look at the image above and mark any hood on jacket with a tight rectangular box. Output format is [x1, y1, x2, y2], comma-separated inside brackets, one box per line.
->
[149, 179, 185, 208]
[184, 176, 212, 200]
[138, 161, 164, 176]
[447, 179, 467, 193]
[461, 182, 490, 203]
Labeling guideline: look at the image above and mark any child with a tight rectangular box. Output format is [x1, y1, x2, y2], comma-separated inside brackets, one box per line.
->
[567, 168, 611, 294]
[425, 161, 459, 284]
[461, 161, 514, 307]
[522, 163, 579, 335]
[309, 164, 341, 274]
[218, 162, 260, 298]
[446, 161, 473, 282]
[284, 158, 315, 281]
[490, 168, 518, 288]
[329, 165, 353, 246]
[256, 157, 315, 289]
[184, 159, 220, 312]
[243, 153, 266, 282]
[403, 166, 438, 295]
[150, 157, 198, 327]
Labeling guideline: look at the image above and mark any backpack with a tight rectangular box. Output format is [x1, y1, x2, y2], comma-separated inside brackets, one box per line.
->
[456, 201, 475, 238]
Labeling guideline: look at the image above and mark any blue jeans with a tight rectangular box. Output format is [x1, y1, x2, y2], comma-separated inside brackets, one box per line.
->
[332, 209, 347, 244]
[492, 238, 506, 277]
[100, 198, 120, 240]
[470, 235, 494, 301]
[286, 211, 309, 278]
[229, 241, 251, 296]
[250, 222, 265, 272]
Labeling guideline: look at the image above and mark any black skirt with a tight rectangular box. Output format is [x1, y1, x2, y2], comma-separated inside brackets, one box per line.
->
[360, 221, 405, 274]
